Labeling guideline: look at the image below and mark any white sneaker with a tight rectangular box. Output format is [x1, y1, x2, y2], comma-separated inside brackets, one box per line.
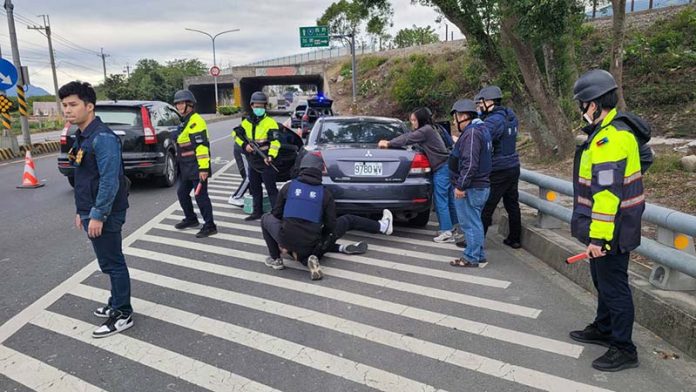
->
[228, 196, 245, 207]
[92, 312, 133, 338]
[433, 230, 455, 243]
[380, 209, 393, 236]
[264, 257, 285, 270]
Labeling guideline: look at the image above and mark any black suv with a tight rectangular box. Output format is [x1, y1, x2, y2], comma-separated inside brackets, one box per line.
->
[290, 97, 334, 138]
[57, 100, 181, 187]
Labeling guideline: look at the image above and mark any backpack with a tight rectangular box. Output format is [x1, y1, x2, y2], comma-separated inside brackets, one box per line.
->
[610, 111, 654, 174]
[434, 121, 454, 151]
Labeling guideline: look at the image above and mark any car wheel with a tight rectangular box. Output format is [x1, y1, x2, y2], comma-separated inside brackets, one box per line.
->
[156, 151, 177, 187]
[67, 175, 75, 188]
[408, 210, 431, 227]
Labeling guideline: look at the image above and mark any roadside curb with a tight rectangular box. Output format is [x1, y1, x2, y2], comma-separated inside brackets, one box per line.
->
[498, 214, 696, 359]
[0, 141, 61, 162]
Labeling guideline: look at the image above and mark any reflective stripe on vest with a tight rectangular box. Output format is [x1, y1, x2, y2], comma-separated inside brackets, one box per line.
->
[283, 180, 324, 223]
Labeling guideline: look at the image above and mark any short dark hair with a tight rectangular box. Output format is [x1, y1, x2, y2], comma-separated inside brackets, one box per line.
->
[58, 81, 96, 105]
[595, 89, 618, 111]
[411, 107, 433, 129]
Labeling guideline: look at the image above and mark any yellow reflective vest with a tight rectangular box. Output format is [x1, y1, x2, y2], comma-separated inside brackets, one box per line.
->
[176, 112, 210, 178]
[234, 115, 280, 163]
[571, 108, 645, 253]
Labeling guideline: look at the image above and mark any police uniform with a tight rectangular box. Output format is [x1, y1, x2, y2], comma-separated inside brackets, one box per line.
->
[235, 114, 281, 217]
[175, 110, 216, 232]
[569, 69, 644, 372]
[477, 86, 522, 247]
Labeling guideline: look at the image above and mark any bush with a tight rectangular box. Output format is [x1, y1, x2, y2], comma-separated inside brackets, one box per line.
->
[217, 106, 240, 115]
[358, 56, 388, 74]
[339, 62, 352, 78]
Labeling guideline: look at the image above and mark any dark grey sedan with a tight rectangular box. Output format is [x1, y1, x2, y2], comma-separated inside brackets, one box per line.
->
[306, 116, 433, 226]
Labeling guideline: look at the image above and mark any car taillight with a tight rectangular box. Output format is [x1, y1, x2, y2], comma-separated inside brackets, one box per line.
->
[409, 152, 431, 175]
[311, 151, 327, 174]
[141, 106, 156, 144]
[60, 122, 71, 145]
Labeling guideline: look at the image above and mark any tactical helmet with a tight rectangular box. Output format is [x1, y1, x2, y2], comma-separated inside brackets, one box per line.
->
[300, 153, 324, 171]
[478, 86, 503, 101]
[250, 91, 268, 105]
[173, 89, 196, 104]
[450, 99, 478, 115]
[573, 69, 618, 102]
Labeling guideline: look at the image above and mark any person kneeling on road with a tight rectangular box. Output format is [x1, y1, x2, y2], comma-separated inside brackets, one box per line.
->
[448, 99, 492, 268]
[260, 154, 394, 280]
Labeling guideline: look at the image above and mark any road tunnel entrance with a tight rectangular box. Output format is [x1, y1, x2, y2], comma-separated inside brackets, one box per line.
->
[239, 74, 324, 114]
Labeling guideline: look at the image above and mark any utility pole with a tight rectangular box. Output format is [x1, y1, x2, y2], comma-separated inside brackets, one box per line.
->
[28, 14, 61, 117]
[4, 0, 31, 148]
[99, 47, 109, 81]
[123, 62, 130, 78]
[331, 32, 357, 105]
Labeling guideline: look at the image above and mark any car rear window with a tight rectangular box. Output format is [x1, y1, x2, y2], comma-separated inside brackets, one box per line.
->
[96, 107, 142, 126]
[317, 120, 404, 144]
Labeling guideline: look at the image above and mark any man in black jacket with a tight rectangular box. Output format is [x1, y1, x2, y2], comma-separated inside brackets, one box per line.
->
[260, 154, 393, 280]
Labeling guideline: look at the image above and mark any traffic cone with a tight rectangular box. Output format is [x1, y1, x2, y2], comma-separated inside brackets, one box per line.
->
[16, 150, 44, 189]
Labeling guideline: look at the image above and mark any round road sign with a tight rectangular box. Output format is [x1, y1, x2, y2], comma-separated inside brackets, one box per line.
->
[210, 66, 221, 77]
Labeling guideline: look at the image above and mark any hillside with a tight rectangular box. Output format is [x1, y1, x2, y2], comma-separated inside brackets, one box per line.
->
[325, 5, 696, 214]
[328, 5, 696, 138]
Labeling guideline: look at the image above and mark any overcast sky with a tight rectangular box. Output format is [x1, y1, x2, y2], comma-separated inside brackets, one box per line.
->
[0, 0, 463, 94]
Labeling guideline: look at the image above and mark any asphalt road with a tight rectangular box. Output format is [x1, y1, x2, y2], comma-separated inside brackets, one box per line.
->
[0, 115, 694, 391]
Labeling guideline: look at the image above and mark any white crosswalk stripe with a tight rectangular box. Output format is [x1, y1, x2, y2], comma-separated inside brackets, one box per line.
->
[2, 166, 634, 392]
[0, 345, 107, 392]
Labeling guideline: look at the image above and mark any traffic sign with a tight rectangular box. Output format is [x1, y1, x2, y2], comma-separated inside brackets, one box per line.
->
[300, 26, 330, 48]
[210, 65, 221, 77]
[0, 57, 18, 90]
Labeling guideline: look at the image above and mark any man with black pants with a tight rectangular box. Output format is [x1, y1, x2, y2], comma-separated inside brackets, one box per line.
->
[61, 81, 133, 338]
[568, 69, 644, 372]
[261, 154, 393, 280]
[171, 89, 217, 238]
[468, 85, 522, 249]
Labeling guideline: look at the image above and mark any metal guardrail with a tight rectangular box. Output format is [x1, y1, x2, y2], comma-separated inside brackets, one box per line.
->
[519, 168, 696, 289]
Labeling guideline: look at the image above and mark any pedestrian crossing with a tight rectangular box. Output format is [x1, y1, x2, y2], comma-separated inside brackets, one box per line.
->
[0, 164, 661, 391]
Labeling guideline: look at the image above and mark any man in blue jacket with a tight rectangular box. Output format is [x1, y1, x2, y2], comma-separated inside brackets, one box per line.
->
[449, 99, 492, 268]
[61, 81, 133, 338]
[474, 86, 522, 250]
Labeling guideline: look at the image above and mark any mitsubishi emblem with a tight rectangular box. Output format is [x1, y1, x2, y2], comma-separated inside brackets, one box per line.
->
[365, 150, 373, 157]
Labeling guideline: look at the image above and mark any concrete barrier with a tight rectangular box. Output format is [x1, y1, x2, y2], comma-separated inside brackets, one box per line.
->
[0, 141, 62, 161]
[498, 213, 696, 359]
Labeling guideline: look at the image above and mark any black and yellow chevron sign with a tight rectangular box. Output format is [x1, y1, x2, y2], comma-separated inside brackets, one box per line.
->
[15, 85, 28, 117]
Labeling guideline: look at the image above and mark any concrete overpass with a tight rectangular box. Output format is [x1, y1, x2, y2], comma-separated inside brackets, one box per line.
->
[184, 62, 331, 114]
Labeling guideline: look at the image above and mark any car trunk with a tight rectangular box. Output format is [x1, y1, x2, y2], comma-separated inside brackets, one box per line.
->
[318, 144, 415, 183]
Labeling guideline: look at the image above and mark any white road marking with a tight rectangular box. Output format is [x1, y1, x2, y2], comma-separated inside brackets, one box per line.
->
[0, 345, 107, 392]
[0, 160, 237, 344]
[31, 311, 279, 392]
[72, 284, 447, 392]
[124, 268, 610, 392]
[124, 246, 581, 357]
[169, 211, 510, 288]
[142, 229, 541, 319]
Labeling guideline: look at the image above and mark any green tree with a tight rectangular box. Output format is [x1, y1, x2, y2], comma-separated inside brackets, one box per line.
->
[318, 0, 394, 48]
[393, 25, 439, 48]
[102, 74, 136, 101]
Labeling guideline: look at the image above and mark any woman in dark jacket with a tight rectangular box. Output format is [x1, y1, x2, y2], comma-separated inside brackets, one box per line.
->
[378, 107, 458, 243]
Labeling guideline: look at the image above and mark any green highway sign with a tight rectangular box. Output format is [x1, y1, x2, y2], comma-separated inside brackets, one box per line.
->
[300, 26, 330, 48]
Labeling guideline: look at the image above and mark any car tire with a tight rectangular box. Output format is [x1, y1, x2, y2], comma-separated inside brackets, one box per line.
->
[67, 175, 75, 188]
[408, 210, 431, 227]
[156, 150, 177, 187]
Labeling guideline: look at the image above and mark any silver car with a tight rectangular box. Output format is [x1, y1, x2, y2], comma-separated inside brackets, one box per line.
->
[306, 116, 433, 226]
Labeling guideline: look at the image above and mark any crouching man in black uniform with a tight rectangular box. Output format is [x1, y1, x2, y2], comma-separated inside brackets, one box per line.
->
[260, 154, 393, 280]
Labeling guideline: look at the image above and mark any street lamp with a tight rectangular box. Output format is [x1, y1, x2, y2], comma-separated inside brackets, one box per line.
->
[185, 27, 240, 109]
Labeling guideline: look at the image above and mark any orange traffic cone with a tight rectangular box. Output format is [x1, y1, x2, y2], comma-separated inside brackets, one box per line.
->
[16, 150, 44, 189]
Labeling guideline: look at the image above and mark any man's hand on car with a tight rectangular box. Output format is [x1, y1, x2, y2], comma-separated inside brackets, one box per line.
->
[377, 140, 390, 149]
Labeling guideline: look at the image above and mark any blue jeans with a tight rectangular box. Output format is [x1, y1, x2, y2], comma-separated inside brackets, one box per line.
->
[432, 165, 458, 232]
[82, 210, 132, 316]
[454, 187, 490, 263]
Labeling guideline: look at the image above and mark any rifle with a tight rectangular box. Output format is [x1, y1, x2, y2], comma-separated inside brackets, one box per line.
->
[235, 125, 279, 172]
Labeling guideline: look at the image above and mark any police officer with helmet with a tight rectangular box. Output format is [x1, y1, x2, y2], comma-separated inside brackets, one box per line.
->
[172, 89, 217, 238]
[234, 91, 281, 221]
[568, 69, 645, 372]
[473, 86, 522, 250]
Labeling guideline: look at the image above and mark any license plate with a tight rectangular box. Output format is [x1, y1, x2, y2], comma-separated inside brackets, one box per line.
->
[354, 162, 382, 176]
